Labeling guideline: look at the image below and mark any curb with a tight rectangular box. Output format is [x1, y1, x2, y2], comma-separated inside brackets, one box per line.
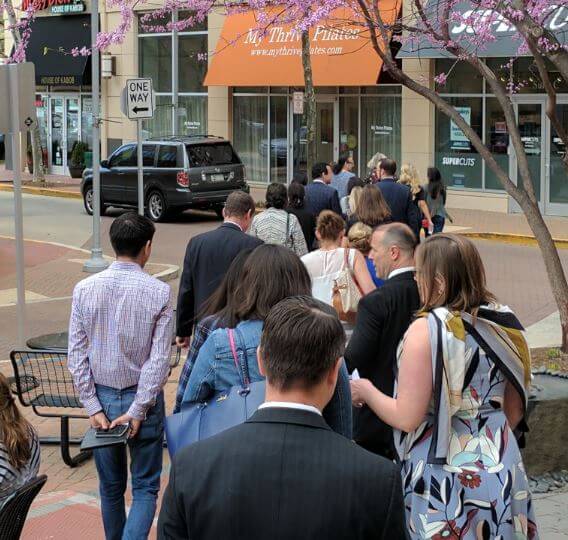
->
[459, 231, 568, 249]
[0, 183, 82, 200]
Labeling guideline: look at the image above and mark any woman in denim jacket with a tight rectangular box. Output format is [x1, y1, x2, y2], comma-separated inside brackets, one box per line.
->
[181, 244, 353, 438]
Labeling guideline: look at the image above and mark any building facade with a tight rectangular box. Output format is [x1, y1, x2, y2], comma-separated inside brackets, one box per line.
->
[5, 3, 568, 216]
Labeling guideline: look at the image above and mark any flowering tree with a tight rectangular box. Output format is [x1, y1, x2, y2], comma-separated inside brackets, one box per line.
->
[348, 0, 568, 351]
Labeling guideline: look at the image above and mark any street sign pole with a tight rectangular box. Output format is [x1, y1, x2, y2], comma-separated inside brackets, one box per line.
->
[83, 0, 109, 274]
[9, 66, 26, 348]
[137, 119, 143, 215]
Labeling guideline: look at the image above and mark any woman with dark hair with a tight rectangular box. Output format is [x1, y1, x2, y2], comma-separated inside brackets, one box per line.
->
[181, 244, 353, 437]
[346, 184, 391, 234]
[331, 155, 355, 200]
[287, 181, 316, 252]
[0, 373, 40, 508]
[351, 235, 537, 538]
[249, 183, 307, 256]
[425, 167, 453, 235]
[174, 248, 253, 413]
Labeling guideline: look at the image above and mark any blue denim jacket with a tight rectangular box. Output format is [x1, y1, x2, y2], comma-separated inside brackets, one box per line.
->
[182, 320, 263, 404]
[180, 318, 353, 439]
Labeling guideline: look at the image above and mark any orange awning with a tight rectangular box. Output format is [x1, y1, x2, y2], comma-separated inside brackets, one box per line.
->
[204, 3, 400, 87]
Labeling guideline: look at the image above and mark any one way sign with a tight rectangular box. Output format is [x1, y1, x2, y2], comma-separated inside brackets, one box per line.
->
[121, 78, 155, 120]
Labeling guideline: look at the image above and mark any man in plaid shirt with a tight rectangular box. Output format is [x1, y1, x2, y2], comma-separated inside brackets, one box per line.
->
[68, 212, 173, 540]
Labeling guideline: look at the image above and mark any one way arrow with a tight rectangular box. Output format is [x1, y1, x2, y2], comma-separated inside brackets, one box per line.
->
[133, 106, 149, 113]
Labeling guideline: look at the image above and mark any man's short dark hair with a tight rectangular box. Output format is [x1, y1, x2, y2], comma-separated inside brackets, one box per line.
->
[379, 158, 397, 177]
[375, 222, 417, 252]
[260, 296, 345, 390]
[109, 212, 155, 258]
[265, 183, 288, 210]
[311, 162, 329, 181]
[224, 191, 255, 218]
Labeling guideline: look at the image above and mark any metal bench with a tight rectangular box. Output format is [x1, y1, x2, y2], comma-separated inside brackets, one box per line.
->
[9, 350, 93, 468]
[10, 344, 182, 468]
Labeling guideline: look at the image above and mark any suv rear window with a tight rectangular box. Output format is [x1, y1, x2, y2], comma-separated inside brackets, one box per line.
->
[157, 145, 181, 168]
[186, 143, 241, 167]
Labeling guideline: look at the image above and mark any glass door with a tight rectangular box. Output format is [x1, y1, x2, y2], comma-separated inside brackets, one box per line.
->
[66, 98, 80, 170]
[50, 98, 65, 174]
[510, 100, 545, 212]
[291, 97, 338, 181]
[546, 102, 568, 216]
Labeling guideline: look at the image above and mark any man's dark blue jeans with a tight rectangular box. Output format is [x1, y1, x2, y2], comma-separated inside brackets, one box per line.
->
[93, 385, 164, 540]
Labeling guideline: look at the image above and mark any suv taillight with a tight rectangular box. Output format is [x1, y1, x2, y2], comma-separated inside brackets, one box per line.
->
[177, 171, 189, 188]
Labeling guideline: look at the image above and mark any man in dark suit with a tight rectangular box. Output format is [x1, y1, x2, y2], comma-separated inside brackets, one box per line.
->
[376, 159, 419, 232]
[175, 191, 262, 346]
[345, 223, 420, 459]
[159, 296, 408, 540]
[305, 162, 342, 218]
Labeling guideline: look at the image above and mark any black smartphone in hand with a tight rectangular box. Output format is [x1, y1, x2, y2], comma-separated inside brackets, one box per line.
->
[95, 423, 129, 439]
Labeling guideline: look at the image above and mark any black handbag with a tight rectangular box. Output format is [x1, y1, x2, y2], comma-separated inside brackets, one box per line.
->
[165, 327, 265, 458]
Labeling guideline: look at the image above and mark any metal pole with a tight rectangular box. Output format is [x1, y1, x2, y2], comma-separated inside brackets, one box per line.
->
[9, 65, 26, 348]
[137, 119, 143, 215]
[172, 8, 179, 135]
[84, 0, 109, 273]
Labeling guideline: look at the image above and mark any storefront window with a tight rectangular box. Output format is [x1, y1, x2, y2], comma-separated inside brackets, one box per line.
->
[178, 95, 207, 135]
[143, 95, 173, 138]
[435, 97, 483, 189]
[179, 35, 208, 92]
[138, 13, 207, 136]
[339, 97, 359, 173]
[140, 35, 172, 92]
[550, 104, 568, 204]
[233, 96, 268, 183]
[436, 59, 483, 94]
[270, 96, 288, 183]
[484, 97, 507, 190]
[360, 95, 401, 175]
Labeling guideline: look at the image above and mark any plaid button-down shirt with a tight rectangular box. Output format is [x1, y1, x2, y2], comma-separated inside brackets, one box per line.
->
[68, 261, 173, 420]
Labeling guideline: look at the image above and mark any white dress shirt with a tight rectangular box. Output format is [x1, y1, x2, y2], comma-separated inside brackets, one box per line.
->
[258, 401, 322, 416]
[388, 266, 416, 280]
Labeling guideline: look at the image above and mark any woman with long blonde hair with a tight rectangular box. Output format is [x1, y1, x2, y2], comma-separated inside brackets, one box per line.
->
[351, 234, 537, 539]
[0, 373, 40, 508]
[398, 164, 432, 238]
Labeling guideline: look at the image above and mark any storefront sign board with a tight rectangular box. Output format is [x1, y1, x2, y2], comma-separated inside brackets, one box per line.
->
[51, 2, 85, 14]
[293, 92, 304, 115]
[121, 79, 155, 120]
[450, 106, 471, 150]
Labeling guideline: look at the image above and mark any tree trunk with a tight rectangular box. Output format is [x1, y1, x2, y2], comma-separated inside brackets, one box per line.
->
[4, 0, 45, 182]
[30, 126, 45, 182]
[301, 30, 316, 180]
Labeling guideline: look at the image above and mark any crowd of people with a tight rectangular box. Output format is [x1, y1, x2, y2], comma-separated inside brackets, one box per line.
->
[0, 155, 540, 539]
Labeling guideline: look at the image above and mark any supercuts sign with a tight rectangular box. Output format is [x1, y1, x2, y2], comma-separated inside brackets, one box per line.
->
[398, 1, 568, 58]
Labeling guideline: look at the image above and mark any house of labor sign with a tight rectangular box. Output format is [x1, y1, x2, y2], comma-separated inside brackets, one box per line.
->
[122, 79, 155, 120]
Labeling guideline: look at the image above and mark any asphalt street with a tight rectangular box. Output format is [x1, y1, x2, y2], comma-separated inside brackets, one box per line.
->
[0, 191, 567, 351]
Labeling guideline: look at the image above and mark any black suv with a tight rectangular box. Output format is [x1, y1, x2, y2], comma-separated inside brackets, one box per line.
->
[81, 135, 249, 222]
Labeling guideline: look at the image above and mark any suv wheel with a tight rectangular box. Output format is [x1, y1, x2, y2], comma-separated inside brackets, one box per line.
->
[83, 185, 107, 216]
[146, 191, 168, 222]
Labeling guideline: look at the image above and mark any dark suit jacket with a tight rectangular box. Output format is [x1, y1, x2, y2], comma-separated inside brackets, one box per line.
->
[158, 407, 408, 540]
[376, 179, 420, 234]
[305, 181, 342, 218]
[176, 223, 263, 336]
[345, 271, 420, 458]
[287, 206, 316, 251]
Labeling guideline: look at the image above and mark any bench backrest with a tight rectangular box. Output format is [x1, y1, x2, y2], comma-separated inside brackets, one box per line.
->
[9, 350, 82, 409]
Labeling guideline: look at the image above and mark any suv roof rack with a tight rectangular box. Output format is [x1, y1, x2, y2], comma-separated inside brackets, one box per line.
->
[147, 134, 224, 142]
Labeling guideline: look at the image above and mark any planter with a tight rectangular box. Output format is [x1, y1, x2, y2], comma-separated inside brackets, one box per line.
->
[69, 165, 85, 179]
